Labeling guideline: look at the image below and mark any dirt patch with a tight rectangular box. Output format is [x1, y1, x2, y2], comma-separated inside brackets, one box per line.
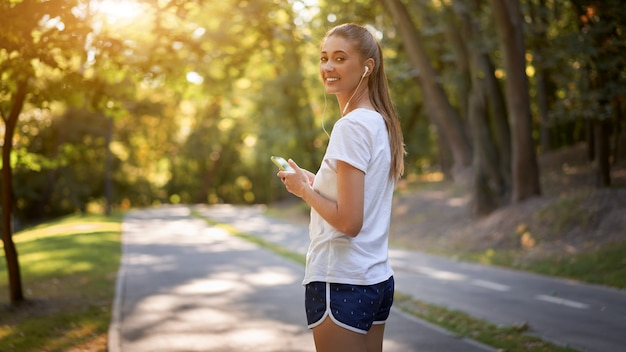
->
[389, 143, 626, 264]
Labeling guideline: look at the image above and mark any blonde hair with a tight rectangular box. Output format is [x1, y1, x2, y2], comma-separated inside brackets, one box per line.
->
[324, 23, 405, 180]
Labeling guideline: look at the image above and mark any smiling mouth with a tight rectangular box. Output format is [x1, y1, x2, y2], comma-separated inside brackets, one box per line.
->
[326, 77, 339, 82]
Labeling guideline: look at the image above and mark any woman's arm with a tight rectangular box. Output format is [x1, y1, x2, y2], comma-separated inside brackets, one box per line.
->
[279, 159, 364, 237]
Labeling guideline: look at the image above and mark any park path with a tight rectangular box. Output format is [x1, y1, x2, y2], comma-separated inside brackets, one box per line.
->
[108, 205, 495, 352]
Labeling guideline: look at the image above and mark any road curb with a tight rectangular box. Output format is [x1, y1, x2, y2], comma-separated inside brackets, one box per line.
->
[390, 307, 499, 352]
[107, 215, 131, 352]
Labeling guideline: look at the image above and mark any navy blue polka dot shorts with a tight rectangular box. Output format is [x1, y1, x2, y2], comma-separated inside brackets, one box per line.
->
[305, 276, 394, 334]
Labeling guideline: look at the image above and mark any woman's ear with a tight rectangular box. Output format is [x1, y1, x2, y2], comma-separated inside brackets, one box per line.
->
[364, 58, 375, 74]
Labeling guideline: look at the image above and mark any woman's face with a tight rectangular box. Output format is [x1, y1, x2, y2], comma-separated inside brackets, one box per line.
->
[320, 35, 364, 96]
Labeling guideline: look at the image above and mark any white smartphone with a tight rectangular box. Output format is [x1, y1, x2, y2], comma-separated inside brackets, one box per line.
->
[271, 156, 294, 172]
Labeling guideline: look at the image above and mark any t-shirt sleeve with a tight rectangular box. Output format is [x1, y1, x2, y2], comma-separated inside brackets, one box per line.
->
[325, 117, 372, 174]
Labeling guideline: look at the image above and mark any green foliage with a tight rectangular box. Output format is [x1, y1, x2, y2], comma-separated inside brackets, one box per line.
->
[4, 0, 626, 219]
[7, 148, 62, 172]
[14, 109, 112, 221]
[525, 0, 626, 148]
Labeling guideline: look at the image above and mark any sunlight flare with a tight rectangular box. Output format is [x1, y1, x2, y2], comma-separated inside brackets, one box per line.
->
[92, 0, 145, 24]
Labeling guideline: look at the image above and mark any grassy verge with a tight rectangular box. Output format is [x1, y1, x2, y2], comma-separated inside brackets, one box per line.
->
[193, 210, 578, 352]
[522, 241, 626, 289]
[192, 210, 306, 266]
[0, 212, 123, 352]
[455, 241, 626, 290]
[394, 293, 578, 352]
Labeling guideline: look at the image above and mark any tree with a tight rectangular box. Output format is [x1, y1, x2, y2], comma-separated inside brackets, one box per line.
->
[569, 0, 626, 187]
[1, 81, 28, 304]
[450, 0, 510, 215]
[381, 0, 518, 214]
[7, 0, 624, 246]
[381, 0, 473, 181]
[527, 0, 555, 153]
[1, 0, 95, 305]
[489, 0, 542, 201]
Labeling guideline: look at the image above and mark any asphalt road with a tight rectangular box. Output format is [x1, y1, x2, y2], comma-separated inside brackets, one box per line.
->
[109, 205, 495, 352]
[194, 204, 626, 352]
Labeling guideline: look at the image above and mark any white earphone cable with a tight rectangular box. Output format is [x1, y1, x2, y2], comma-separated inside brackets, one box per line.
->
[321, 91, 330, 138]
[342, 73, 366, 116]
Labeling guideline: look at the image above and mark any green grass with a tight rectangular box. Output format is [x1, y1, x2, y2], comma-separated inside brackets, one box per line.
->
[518, 242, 626, 289]
[0, 212, 123, 352]
[456, 241, 626, 290]
[394, 293, 579, 352]
[533, 196, 593, 234]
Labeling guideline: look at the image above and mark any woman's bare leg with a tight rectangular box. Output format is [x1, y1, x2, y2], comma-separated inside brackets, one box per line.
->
[312, 317, 366, 352]
[311, 317, 386, 352]
[365, 324, 385, 352]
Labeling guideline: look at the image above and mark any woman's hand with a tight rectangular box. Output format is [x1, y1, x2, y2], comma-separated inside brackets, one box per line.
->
[278, 159, 364, 237]
[277, 159, 312, 199]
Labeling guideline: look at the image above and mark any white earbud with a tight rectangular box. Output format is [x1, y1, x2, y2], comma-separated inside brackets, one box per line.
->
[363, 66, 369, 77]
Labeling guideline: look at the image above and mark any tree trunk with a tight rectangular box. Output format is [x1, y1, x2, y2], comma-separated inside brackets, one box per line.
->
[469, 80, 499, 216]
[594, 119, 611, 187]
[381, 0, 473, 181]
[480, 53, 512, 193]
[105, 115, 113, 216]
[442, 6, 471, 124]
[529, 0, 553, 153]
[489, 0, 541, 202]
[612, 97, 622, 165]
[536, 67, 551, 152]
[1, 80, 27, 305]
[453, 0, 504, 214]
[586, 118, 595, 161]
[455, 0, 513, 192]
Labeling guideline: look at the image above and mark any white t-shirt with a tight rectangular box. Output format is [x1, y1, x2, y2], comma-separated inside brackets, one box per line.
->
[303, 108, 395, 286]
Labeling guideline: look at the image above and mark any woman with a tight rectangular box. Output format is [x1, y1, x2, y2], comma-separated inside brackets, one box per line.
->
[277, 23, 405, 352]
